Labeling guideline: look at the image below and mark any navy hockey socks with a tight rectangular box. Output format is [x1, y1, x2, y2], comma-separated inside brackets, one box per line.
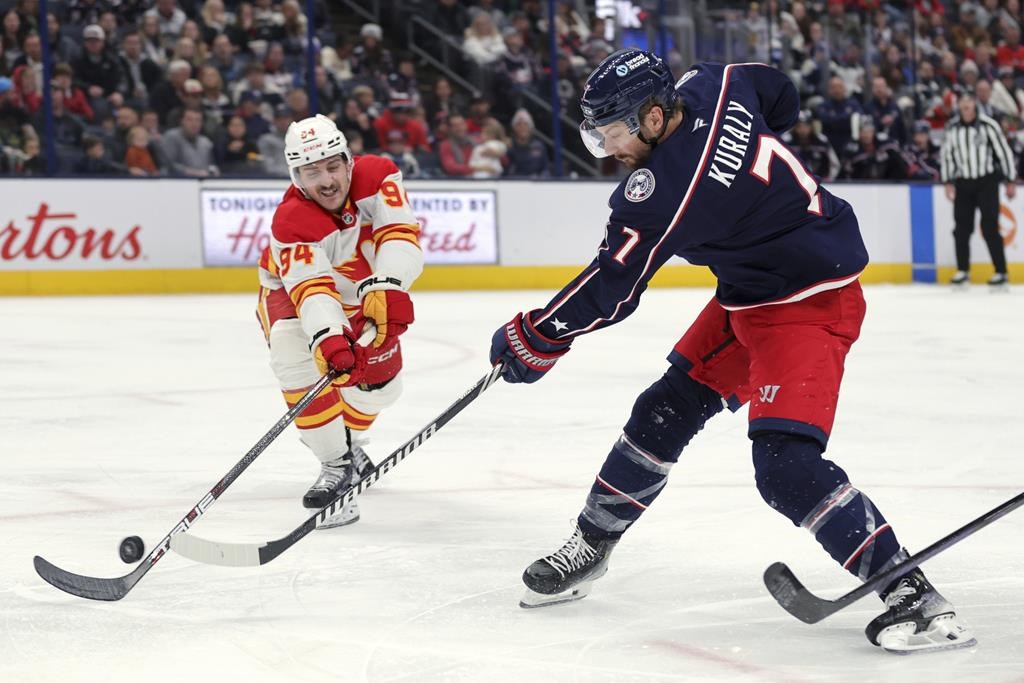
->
[579, 367, 723, 538]
[752, 433, 902, 581]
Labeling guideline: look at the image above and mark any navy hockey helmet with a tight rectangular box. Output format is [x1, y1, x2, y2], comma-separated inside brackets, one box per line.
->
[579, 48, 678, 158]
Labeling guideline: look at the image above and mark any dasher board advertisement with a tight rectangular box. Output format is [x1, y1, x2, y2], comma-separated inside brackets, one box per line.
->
[0, 180, 201, 271]
[200, 188, 498, 266]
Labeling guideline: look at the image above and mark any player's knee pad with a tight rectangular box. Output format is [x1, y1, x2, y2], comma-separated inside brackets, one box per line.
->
[341, 373, 403, 415]
[623, 365, 724, 463]
[751, 432, 850, 526]
[268, 318, 319, 388]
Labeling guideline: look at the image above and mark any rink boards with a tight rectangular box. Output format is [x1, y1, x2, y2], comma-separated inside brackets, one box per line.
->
[0, 178, 1020, 295]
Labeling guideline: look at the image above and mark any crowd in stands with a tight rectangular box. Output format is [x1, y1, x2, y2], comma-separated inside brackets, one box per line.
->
[2, 1, 1024, 180]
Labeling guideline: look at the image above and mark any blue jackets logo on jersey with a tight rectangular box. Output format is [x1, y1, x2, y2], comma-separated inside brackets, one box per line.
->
[625, 169, 656, 202]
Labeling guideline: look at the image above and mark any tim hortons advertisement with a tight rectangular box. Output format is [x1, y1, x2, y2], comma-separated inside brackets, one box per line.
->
[200, 188, 498, 266]
[0, 181, 202, 271]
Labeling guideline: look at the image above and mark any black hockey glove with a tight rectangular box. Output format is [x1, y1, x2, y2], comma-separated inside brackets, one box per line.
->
[489, 311, 571, 384]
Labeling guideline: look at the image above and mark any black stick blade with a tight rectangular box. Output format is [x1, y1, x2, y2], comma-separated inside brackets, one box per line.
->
[763, 562, 839, 624]
[33, 556, 135, 601]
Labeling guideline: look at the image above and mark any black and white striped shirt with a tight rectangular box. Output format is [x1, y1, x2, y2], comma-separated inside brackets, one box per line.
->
[940, 113, 1017, 182]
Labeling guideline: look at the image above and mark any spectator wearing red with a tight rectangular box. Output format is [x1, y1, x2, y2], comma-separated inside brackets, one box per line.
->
[996, 23, 1024, 73]
[12, 64, 39, 114]
[51, 62, 95, 122]
[374, 92, 430, 153]
[438, 113, 475, 177]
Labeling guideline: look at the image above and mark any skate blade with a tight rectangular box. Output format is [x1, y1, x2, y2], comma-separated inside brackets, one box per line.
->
[988, 285, 1009, 293]
[316, 512, 360, 530]
[879, 615, 977, 654]
[519, 582, 593, 609]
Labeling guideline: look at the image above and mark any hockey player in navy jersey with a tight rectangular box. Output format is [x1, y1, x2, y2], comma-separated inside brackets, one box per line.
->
[489, 50, 974, 654]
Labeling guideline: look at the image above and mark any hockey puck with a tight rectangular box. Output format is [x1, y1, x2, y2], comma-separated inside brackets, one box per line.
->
[119, 536, 145, 564]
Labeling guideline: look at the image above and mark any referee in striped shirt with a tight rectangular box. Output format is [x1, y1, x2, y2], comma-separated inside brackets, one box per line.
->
[940, 92, 1016, 288]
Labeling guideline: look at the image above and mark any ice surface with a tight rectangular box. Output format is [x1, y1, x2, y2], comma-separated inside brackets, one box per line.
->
[1, 285, 1022, 683]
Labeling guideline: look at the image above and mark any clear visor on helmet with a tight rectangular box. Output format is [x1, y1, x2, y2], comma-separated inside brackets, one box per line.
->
[579, 120, 633, 159]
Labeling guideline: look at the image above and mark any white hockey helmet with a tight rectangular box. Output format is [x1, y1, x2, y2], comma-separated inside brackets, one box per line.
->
[284, 113, 351, 191]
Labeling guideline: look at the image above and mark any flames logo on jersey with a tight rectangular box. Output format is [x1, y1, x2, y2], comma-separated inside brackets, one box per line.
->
[625, 169, 656, 203]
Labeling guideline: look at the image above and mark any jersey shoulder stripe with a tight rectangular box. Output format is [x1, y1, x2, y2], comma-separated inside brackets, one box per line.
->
[349, 154, 402, 202]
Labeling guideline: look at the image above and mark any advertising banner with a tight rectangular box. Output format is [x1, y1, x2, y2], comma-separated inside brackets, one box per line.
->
[0, 180, 201, 271]
[200, 187, 498, 266]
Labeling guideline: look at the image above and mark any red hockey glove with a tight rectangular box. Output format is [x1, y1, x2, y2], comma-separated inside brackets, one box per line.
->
[489, 311, 571, 384]
[312, 328, 367, 387]
[357, 276, 414, 348]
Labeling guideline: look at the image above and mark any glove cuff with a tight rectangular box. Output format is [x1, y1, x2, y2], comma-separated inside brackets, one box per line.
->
[523, 310, 572, 350]
[308, 325, 353, 355]
[504, 313, 570, 372]
[356, 274, 405, 298]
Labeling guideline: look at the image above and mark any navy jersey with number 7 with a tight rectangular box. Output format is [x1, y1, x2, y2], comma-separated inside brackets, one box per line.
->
[533, 62, 868, 339]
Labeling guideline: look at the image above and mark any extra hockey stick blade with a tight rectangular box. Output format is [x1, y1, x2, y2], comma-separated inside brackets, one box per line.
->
[171, 364, 505, 567]
[765, 489, 1024, 624]
[34, 371, 339, 600]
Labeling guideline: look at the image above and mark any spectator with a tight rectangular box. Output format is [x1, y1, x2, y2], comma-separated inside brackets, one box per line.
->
[51, 63, 95, 122]
[380, 129, 422, 178]
[430, 0, 470, 39]
[34, 86, 84, 161]
[229, 1, 256, 53]
[263, 42, 295, 94]
[843, 122, 907, 180]
[12, 32, 42, 89]
[231, 62, 284, 109]
[350, 83, 380, 118]
[374, 92, 431, 153]
[866, 76, 907, 144]
[46, 12, 81, 65]
[340, 96, 378, 151]
[257, 104, 291, 176]
[97, 11, 119, 51]
[387, 53, 421, 108]
[172, 35, 202, 72]
[321, 35, 353, 83]
[817, 76, 864, 156]
[313, 65, 343, 116]
[236, 90, 271, 142]
[146, 0, 188, 50]
[913, 60, 943, 120]
[469, 0, 507, 32]
[902, 120, 941, 181]
[345, 128, 365, 155]
[279, 0, 308, 58]
[161, 106, 218, 177]
[198, 65, 233, 127]
[251, 0, 286, 47]
[166, 78, 205, 130]
[465, 94, 492, 135]
[994, 65, 1024, 118]
[73, 134, 124, 174]
[180, 21, 210, 66]
[505, 108, 548, 177]
[199, 0, 233, 45]
[1, 10, 23, 68]
[0, 76, 36, 151]
[140, 13, 168, 66]
[463, 12, 506, 66]
[781, 109, 840, 181]
[74, 24, 129, 114]
[120, 31, 163, 104]
[284, 87, 310, 121]
[468, 118, 507, 178]
[438, 112, 475, 177]
[108, 104, 140, 161]
[995, 21, 1024, 72]
[960, 59, 981, 93]
[19, 136, 45, 174]
[350, 22, 392, 83]
[216, 114, 261, 175]
[150, 59, 192, 125]
[12, 64, 40, 115]
[206, 34, 245, 85]
[975, 78, 1005, 119]
[423, 77, 466, 127]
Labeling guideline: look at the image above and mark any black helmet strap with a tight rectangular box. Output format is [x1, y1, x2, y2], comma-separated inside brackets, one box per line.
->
[636, 102, 670, 149]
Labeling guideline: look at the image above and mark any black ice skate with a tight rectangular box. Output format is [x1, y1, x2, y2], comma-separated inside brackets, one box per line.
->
[865, 568, 976, 654]
[950, 271, 969, 289]
[303, 454, 361, 529]
[987, 273, 1009, 293]
[520, 522, 618, 608]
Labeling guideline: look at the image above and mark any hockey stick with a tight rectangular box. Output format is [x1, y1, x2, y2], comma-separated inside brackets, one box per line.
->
[764, 490, 1024, 624]
[170, 363, 505, 567]
[33, 370, 340, 601]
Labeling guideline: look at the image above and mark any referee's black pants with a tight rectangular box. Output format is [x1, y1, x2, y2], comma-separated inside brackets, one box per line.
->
[952, 174, 1007, 274]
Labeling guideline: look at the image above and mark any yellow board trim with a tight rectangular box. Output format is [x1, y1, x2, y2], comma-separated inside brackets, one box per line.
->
[0, 263, 930, 296]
